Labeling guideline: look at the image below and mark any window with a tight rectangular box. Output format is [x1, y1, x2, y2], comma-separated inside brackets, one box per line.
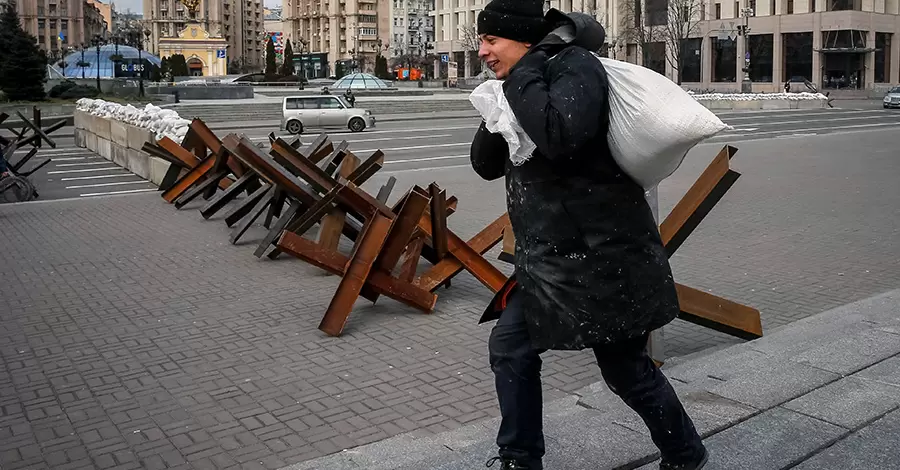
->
[782, 32, 813, 81]
[748, 34, 774, 82]
[810, 0, 815, 11]
[317, 97, 343, 109]
[680, 38, 702, 82]
[711, 37, 737, 82]
[715, 3, 721, 18]
[875, 33, 892, 83]
[786, 0, 793, 13]
[285, 98, 302, 109]
[735, 1, 739, 15]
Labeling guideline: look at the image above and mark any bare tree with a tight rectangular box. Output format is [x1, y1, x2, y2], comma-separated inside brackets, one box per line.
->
[619, 0, 665, 63]
[662, 0, 704, 84]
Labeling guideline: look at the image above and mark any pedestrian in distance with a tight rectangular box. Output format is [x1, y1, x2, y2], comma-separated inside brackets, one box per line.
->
[343, 89, 356, 107]
[470, 1, 709, 469]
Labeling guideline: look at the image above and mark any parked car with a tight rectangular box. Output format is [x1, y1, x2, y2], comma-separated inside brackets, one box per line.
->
[883, 87, 900, 109]
[281, 95, 375, 134]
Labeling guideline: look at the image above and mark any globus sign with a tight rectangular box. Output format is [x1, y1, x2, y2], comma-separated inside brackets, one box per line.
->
[114, 58, 150, 78]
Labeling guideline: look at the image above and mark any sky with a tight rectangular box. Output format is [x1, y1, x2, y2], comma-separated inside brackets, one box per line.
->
[113, 0, 281, 14]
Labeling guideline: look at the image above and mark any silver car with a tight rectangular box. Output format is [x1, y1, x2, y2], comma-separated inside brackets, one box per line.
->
[883, 87, 900, 109]
[281, 95, 376, 134]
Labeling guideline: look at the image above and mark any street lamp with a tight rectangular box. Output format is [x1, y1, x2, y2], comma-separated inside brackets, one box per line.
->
[739, 5, 754, 93]
[91, 34, 104, 92]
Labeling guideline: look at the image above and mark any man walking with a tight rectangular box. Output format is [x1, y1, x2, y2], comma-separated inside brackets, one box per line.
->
[470, 1, 708, 469]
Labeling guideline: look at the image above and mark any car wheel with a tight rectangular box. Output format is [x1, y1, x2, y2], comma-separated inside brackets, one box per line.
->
[286, 120, 303, 134]
[884, 104, 890, 109]
[348, 117, 366, 132]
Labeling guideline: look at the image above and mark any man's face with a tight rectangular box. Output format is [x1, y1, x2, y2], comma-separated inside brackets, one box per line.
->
[478, 34, 531, 79]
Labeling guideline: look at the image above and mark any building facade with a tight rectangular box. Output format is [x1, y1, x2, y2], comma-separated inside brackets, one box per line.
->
[433, 0, 614, 77]
[144, 0, 265, 72]
[157, 23, 228, 76]
[15, 0, 89, 54]
[282, 0, 392, 77]
[391, 0, 435, 59]
[85, 0, 113, 33]
[619, 0, 900, 91]
[84, 0, 108, 40]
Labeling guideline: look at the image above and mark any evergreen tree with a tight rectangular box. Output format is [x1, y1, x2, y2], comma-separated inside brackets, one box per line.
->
[280, 39, 294, 76]
[168, 54, 189, 77]
[374, 55, 389, 79]
[265, 37, 277, 75]
[0, 1, 49, 101]
[158, 56, 170, 81]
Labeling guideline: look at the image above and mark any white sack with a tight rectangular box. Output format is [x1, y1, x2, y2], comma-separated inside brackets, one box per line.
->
[595, 54, 731, 188]
[468, 80, 537, 166]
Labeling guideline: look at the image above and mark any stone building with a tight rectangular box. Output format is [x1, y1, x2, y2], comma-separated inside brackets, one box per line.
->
[618, 0, 900, 92]
[282, 0, 392, 77]
[144, 0, 266, 72]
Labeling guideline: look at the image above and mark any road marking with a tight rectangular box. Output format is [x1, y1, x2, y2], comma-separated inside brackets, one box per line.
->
[385, 154, 468, 164]
[709, 121, 900, 142]
[53, 161, 115, 167]
[80, 188, 157, 197]
[48, 167, 123, 174]
[382, 164, 472, 175]
[61, 173, 140, 181]
[39, 156, 96, 161]
[66, 180, 150, 189]
[251, 133, 454, 144]
[725, 113, 900, 128]
[356, 142, 469, 153]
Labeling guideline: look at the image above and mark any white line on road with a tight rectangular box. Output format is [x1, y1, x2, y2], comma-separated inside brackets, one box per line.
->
[53, 161, 115, 167]
[66, 180, 150, 189]
[61, 173, 139, 181]
[80, 188, 157, 197]
[385, 154, 468, 164]
[357, 142, 469, 153]
[709, 121, 900, 141]
[43, 156, 97, 161]
[251, 133, 454, 144]
[382, 164, 472, 175]
[48, 167, 124, 174]
[725, 113, 900, 128]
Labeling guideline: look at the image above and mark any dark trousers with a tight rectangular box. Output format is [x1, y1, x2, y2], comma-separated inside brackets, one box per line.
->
[489, 292, 705, 468]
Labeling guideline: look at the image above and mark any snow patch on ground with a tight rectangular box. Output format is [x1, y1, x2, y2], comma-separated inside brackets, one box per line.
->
[76, 98, 190, 142]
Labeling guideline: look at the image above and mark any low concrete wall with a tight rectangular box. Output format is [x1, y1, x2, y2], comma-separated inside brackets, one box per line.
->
[696, 98, 828, 110]
[74, 109, 171, 187]
[146, 85, 255, 100]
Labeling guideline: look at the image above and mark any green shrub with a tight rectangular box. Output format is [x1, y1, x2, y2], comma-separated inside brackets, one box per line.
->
[49, 80, 78, 98]
[59, 84, 100, 99]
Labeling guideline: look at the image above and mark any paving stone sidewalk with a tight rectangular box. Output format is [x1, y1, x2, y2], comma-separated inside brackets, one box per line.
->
[1, 131, 900, 469]
[287, 288, 900, 470]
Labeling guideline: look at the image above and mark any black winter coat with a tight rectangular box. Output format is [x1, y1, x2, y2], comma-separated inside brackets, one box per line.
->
[472, 14, 680, 350]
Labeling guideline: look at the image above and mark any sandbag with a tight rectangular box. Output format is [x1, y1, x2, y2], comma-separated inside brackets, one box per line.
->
[595, 54, 731, 188]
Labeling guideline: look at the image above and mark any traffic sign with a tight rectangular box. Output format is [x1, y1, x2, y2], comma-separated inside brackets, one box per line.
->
[216, 49, 226, 59]
[440, 53, 449, 63]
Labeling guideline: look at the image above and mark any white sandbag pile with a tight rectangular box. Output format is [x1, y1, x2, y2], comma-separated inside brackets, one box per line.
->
[76, 98, 191, 142]
[689, 91, 828, 101]
[469, 56, 730, 190]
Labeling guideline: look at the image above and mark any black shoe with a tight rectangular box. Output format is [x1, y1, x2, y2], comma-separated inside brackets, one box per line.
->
[659, 447, 709, 470]
[485, 456, 535, 470]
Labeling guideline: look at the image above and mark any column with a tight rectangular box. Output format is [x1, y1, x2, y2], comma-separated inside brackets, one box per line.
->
[701, 36, 713, 87]
[812, 15, 822, 86]
[736, 33, 747, 89]
[773, 22, 783, 85]
[866, 30, 876, 89]
[891, 31, 900, 84]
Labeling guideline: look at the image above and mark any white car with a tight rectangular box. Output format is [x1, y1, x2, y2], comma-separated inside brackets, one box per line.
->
[280, 95, 375, 134]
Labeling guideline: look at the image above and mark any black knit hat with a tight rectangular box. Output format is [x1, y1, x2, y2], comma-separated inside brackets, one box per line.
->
[477, 0, 549, 45]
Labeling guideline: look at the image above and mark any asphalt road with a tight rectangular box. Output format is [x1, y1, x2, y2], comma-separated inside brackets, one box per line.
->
[7, 105, 900, 202]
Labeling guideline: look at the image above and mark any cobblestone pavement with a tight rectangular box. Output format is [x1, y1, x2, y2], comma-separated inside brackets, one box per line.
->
[1, 128, 899, 469]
